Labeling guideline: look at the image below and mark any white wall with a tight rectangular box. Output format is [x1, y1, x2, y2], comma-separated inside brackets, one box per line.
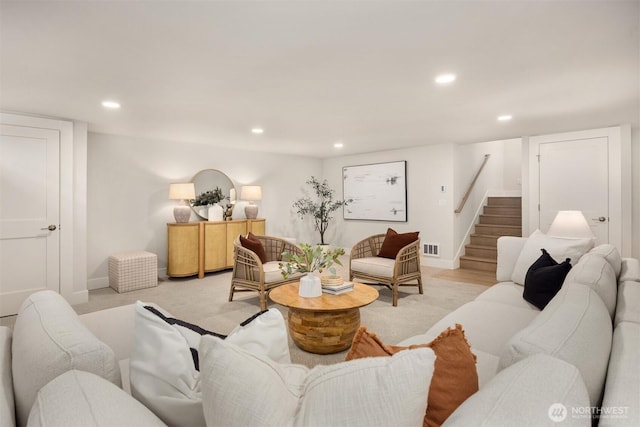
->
[86, 132, 322, 287]
[321, 144, 457, 267]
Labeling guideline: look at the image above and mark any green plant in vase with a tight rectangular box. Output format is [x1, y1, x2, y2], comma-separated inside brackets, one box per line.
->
[191, 187, 227, 206]
[279, 243, 345, 279]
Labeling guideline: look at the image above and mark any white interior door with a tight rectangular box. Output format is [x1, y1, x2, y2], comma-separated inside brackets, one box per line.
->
[538, 137, 609, 244]
[0, 124, 60, 316]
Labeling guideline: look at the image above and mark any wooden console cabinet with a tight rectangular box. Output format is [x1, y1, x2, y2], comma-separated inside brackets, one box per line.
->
[167, 219, 265, 278]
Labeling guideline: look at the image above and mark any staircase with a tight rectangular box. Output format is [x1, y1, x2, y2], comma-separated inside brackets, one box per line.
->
[459, 197, 522, 272]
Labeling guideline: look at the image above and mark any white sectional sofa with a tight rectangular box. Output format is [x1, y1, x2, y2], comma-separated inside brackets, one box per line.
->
[1, 237, 639, 426]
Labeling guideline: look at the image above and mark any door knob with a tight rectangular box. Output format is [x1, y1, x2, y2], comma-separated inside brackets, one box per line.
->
[592, 217, 607, 223]
[40, 225, 57, 231]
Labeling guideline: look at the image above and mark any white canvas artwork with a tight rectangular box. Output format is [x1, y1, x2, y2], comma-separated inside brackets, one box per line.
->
[343, 161, 407, 221]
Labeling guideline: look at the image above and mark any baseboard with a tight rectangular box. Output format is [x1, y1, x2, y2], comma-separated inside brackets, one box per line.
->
[421, 256, 456, 269]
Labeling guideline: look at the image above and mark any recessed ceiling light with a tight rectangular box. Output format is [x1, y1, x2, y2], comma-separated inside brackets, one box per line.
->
[435, 73, 456, 84]
[101, 100, 120, 109]
[251, 128, 264, 134]
[497, 115, 513, 122]
[334, 142, 344, 149]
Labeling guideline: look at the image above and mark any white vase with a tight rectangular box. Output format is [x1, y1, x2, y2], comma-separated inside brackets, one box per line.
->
[208, 204, 224, 221]
[298, 273, 322, 298]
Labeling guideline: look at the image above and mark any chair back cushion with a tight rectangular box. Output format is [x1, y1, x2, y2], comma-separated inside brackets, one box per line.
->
[378, 228, 419, 259]
[240, 233, 267, 263]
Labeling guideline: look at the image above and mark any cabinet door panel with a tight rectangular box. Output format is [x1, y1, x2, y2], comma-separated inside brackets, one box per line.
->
[203, 222, 226, 272]
[226, 221, 248, 267]
[248, 219, 266, 236]
[167, 224, 200, 277]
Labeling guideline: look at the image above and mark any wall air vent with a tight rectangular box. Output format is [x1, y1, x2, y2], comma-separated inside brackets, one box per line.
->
[423, 243, 440, 257]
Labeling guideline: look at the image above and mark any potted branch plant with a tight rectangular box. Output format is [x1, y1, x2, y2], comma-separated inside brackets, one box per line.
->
[191, 187, 228, 221]
[279, 244, 345, 297]
[293, 177, 352, 245]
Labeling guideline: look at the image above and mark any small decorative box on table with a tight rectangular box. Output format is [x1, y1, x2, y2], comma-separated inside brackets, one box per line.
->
[108, 251, 158, 293]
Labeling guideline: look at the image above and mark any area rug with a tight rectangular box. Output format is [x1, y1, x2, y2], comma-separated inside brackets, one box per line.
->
[68, 267, 488, 367]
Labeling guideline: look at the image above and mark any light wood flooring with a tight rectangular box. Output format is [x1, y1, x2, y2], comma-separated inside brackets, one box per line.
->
[433, 268, 497, 287]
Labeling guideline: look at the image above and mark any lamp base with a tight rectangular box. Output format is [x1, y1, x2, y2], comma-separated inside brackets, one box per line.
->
[244, 204, 259, 219]
[173, 205, 191, 223]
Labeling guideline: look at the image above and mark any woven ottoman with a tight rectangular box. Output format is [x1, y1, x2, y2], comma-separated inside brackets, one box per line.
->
[108, 251, 158, 293]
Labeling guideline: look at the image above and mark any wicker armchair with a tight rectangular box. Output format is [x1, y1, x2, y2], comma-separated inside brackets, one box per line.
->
[349, 234, 422, 306]
[229, 235, 304, 310]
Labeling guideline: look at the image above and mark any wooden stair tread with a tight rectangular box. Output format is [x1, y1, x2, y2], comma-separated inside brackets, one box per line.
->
[460, 255, 497, 263]
[466, 244, 497, 250]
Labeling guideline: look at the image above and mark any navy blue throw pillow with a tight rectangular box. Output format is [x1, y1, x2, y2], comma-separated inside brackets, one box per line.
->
[523, 249, 572, 310]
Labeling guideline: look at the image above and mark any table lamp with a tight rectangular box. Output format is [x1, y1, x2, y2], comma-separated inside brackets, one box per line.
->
[168, 183, 195, 223]
[547, 210, 594, 238]
[241, 185, 262, 219]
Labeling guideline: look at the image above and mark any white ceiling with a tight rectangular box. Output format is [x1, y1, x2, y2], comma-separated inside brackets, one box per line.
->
[1, 1, 638, 158]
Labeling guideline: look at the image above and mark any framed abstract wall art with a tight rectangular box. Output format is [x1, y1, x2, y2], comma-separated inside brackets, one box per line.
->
[342, 160, 407, 221]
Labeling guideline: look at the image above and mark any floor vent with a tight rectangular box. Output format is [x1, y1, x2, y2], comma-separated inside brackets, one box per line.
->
[423, 243, 440, 257]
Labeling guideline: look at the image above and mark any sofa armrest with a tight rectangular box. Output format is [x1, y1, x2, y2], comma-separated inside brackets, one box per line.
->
[1, 327, 15, 427]
[79, 304, 136, 362]
[496, 236, 527, 282]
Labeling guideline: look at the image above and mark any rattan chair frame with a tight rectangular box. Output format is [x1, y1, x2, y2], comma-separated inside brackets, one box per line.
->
[229, 235, 304, 310]
[349, 233, 423, 306]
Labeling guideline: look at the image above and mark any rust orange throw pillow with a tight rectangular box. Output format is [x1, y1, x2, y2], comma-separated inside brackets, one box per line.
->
[239, 232, 267, 263]
[377, 228, 419, 259]
[345, 324, 478, 427]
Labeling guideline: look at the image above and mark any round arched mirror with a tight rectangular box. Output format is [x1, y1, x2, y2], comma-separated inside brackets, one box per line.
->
[190, 169, 236, 220]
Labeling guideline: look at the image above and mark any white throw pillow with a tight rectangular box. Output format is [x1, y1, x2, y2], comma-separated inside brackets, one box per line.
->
[199, 336, 436, 427]
[511, 230, 594, 285]
[563, 253, 617, 319]
[129, 302, 290, 427]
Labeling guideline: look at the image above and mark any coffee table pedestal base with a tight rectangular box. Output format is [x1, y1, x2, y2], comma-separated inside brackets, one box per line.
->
[288, 308, 360, 354]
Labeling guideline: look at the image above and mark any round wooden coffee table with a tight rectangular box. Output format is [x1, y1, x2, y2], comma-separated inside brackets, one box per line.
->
[269, 282, 378, 354]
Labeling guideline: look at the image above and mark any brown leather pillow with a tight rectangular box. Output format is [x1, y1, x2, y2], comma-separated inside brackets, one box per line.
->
[377, 228, 419, 259]
[346, 324, 478, 427]
[240, 233, 267, 263]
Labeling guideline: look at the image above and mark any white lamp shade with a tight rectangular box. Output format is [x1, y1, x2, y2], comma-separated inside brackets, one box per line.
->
[240, 185, 262, 201]
[547, 210, 594, 238]
[169, 183, 195, 200]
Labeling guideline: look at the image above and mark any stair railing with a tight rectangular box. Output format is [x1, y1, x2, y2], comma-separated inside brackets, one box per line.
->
[454, 154, 491, 214]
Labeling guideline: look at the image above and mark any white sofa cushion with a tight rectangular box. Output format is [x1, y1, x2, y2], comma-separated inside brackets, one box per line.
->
[615, 281, 640, 327]
[599, 322, 640, 427]
[350, 256, 396, 277]
[511, 230, 594, 285]
[499, 283, 612, 406]
[263, 261, 284, 283]
[12, 291, 119, 427]
[564, 253, 617, 319]
[199, 336, 435, 427]
[474, 282, 540, 311]
[620, 258, 640, 282]
[496, 236, 527, 282]
[589, 244, 622, 278]
[1, 327, 14, 427]
[443, 354, 590, 427]
[27, 370, 165, 427]
[130, 302, 290, 427]
[401, 300, 538, 357]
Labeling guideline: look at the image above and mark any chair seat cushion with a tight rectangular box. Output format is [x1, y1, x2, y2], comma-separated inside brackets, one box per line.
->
[351, 257, 395, 278]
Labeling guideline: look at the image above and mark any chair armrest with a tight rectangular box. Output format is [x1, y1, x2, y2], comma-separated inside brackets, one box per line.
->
[496, 236, 527, 282]
[394, 239, 421, 275]
[233, 240, 265, 283]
